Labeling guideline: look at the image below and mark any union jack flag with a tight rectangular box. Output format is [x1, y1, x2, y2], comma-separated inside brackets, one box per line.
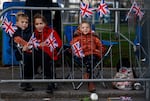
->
[126, 1, 144, 21]
[44, 31, 58, 52]
[132, 2, 144, 21]
[97, 0, 110, 17]
[80, 1, 94, 18]
[72, 41, 85, 58]
[1, 15, 17, 37]
[28, 33, 40, 49]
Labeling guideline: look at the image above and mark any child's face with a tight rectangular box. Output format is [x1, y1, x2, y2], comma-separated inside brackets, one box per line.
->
[16, 17, 28, 30]
[79, 23, 91, 35]
[34, 18, 46, 33]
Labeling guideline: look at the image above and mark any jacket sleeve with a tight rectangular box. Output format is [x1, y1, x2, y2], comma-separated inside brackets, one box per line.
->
[70, 36, 80, 45]
[95, 37, 106, 57]
[14, 36, 28, 46]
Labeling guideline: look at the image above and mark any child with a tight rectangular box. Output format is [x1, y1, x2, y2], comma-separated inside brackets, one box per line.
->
[12, 11, 34, 91]
[13, 12, 31, 50]
[32, 13, 62, 93]
[70, 21, 106, 92]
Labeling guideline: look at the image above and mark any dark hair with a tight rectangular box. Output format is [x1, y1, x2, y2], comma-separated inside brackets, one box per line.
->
[33, 13, 47, 25]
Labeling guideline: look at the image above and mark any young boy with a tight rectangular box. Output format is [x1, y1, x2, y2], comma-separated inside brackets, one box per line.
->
[12, 11, 34, 91]
[70, 21, 106, 92]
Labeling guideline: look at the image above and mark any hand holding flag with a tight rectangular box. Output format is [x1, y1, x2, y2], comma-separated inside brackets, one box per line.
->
[28, 33, 40, 49]
[72, 41, 85, 58]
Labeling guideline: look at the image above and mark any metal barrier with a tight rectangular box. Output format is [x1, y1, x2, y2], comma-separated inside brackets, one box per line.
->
[0, 5, 150, 99]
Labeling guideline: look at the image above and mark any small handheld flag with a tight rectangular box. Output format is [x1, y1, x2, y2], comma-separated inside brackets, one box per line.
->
[44, 30, 59, 52]
[72, 41, 85, 58]
[80, 1, 94, 18]
[97, 0, 110, 17]
[126, 1, 144, 21]
[1, 14, 17, 37]
[28, 33, 40, 49]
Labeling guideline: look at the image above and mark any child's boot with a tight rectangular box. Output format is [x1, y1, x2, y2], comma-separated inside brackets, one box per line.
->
[88, 82, 96, 92]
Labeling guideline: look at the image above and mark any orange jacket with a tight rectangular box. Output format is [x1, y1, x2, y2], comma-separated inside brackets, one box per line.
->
[70, 30, 105, 58]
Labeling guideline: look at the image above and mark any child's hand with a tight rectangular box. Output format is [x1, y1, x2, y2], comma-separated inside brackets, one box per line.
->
[40, 42, 46, 47]
[22, 45, 29, 51]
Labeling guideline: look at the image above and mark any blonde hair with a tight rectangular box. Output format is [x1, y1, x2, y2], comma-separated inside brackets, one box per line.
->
[16, 11, 29, 22]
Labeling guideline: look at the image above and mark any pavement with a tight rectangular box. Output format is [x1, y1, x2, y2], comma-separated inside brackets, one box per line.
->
[0, 66, 148, 101]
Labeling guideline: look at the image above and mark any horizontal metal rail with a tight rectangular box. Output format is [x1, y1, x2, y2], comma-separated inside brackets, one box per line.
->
[0, 6, 149, 16]
[1, 78, 150, 83]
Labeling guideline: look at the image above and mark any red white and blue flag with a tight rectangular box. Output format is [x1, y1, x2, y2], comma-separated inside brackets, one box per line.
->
[72, 41, 85, 58]
[126, 1, 144, 21]
[0, 15, 17, 37]
[28, 33, 40, 49]
[132, 2, 144, 21]
[80, 1, 94, 18]
[97, 0, 110, 17]
[44, 30, 58, 52]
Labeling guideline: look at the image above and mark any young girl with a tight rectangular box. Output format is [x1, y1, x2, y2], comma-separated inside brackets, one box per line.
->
[70, 21, 106, 92]
[32, 13, 62, 93]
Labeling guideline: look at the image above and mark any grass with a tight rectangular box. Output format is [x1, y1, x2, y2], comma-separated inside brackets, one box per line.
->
[94, 23, 136, 67]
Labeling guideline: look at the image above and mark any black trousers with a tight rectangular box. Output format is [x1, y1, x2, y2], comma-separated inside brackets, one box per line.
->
[23, 49, 53, 79]
[83, 55, 99, 78]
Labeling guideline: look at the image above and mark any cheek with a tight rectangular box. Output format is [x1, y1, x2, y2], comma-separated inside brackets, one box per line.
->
[34, 25, 38, 29]
[25, 24, 28, 27]
[35, 25, 40, 29]
[16, 22, 21, 27]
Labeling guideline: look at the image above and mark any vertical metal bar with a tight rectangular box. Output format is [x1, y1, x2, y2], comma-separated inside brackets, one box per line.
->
[145, 81, 150, 100]
[114, 0, 119, 39]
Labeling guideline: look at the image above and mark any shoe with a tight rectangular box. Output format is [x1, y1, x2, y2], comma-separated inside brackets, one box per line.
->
[83, 73, 90, 79]
[88, 82, 96, 92]
[46, 83, 53, 94]
[20, 83, 34, 91]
